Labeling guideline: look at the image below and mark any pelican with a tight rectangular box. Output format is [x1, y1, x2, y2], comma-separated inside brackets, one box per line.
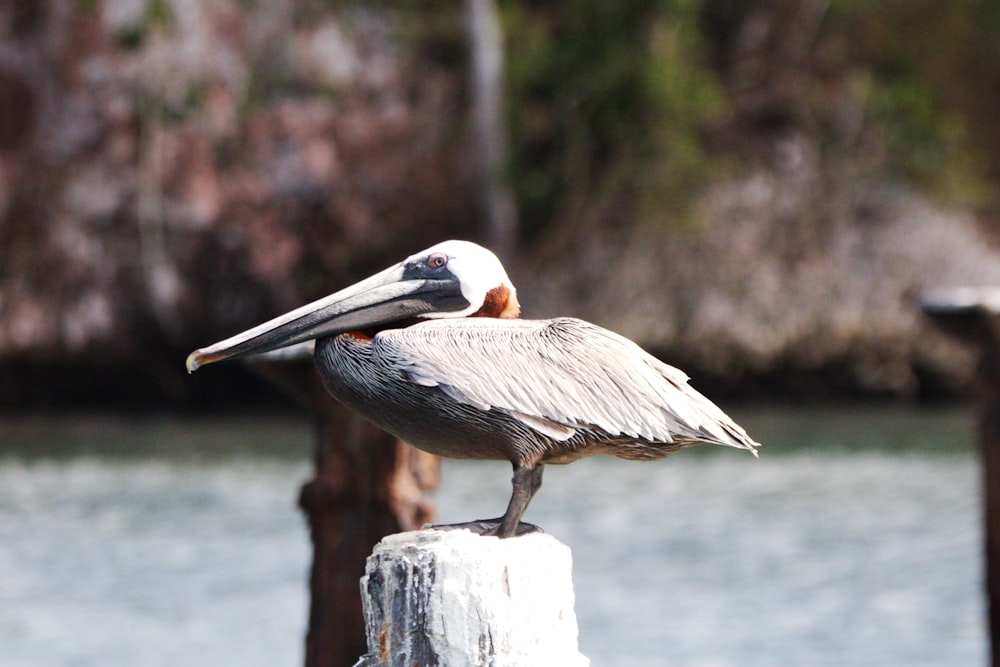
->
[187, 240, 759, 537]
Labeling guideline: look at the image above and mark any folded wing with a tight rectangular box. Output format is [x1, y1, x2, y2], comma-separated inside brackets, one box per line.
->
[373, 317, 759, 453]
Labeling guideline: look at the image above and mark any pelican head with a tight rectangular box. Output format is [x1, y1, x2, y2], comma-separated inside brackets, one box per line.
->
[186, 240, 519, 372]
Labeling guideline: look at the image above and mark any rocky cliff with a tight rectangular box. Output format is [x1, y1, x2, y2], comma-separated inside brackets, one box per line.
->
[0, 1, 992, 407]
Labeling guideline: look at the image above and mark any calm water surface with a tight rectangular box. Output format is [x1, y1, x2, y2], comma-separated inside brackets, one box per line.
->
[0, 406, 985, 666]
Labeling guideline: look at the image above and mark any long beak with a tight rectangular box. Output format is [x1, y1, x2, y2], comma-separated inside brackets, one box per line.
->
[186, 262, 466, 372]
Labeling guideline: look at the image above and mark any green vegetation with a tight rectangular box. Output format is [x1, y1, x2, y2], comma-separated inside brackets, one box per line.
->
[104, 0, 1000, 233]
[498, 0, 1000, 239]
[846, 0, 1000, 204]
[502, 1, 728, 238]
[114, 0, 176, 50]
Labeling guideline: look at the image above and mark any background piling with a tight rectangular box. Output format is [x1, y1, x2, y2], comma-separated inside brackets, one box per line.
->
[922, 287, 1000, 667]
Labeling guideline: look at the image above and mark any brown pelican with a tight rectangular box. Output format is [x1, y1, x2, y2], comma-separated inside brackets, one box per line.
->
[187, 240, 759, 537]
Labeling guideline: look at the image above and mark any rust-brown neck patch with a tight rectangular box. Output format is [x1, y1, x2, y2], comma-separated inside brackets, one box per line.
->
[471, 284, 521, 319]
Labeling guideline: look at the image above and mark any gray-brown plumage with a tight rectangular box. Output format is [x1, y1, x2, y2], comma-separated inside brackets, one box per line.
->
[187, 240, 759, 537]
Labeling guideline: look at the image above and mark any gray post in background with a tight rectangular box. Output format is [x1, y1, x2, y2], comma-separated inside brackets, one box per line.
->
[466, 0, 518, 260]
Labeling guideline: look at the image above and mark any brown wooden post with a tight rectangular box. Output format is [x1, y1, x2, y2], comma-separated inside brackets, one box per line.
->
[250, 354, 440, 667]
[921, 288, 1000, 667]
[980, 350, 1000, 667]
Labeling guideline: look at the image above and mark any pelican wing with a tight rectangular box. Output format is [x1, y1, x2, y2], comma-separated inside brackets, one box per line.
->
[374, 317, 758, 451]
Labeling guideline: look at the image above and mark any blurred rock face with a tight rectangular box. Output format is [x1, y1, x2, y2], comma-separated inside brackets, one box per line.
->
[523, 178, 987, 400]
[0, 1, 472, 363]
[0, 1, 991, 404]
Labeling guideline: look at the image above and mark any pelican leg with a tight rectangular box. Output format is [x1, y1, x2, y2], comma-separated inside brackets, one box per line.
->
[496, 464, 544, 537]
[427, 464, 545, 538]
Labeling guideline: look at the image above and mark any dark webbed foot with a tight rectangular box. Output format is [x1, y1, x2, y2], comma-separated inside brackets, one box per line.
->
[426, 463, 546, 538]
[425, 519, 544, 538]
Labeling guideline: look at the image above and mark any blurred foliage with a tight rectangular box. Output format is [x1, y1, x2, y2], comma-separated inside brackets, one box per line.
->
[844, 0, 1000, 205]
[498, 0, 1000, 241]
[501, 0, 729, 240]
[113, 0, 175, 50]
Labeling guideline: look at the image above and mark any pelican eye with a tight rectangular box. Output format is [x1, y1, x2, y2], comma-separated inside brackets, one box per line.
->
[427, 253, 448, 269]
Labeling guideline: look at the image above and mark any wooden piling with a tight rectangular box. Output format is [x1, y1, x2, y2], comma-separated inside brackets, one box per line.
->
[353, 529, 590, 667]
[249, 350, 441, 667]
[921, 287, 1000, 667]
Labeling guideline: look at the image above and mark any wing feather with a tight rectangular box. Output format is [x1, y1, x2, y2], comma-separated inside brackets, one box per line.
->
[373, 317, 758, 451]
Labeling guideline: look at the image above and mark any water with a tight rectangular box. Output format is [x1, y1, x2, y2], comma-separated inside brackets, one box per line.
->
[0, 407, 985, 666]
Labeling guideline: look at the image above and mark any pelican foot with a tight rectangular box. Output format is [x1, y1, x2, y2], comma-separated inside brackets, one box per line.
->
[424, 519, 544, 538]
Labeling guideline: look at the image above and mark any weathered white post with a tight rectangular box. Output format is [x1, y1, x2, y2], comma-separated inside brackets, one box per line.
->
[352, 529, 590, 667]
